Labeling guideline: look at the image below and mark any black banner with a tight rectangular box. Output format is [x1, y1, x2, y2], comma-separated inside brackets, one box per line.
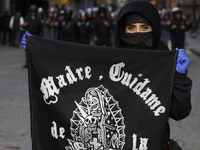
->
[26, 36, 177, 150]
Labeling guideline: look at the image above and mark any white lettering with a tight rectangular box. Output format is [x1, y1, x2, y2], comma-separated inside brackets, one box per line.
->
[133, 79, 150, 95]
[139, 138, 148, 150]
[121, 72, 132, 86]
[85, 66, 92, 79]
[51, 121, 58, 139]
[109, 62, 125, 82]
[153, 106, 166, 116]
[145, 94, 161, 110]
[75, 67, 84, 80]
[132, 133, 149, 150]
[109, 62, 166, 116]
[140, 88, 152, 100]
[40, 76, 59, 104]
[59, 127, 65, 139]
[51, 121, 65, 139]
[56, 75, 67, 88]
[40, 65, 92, 104]
[65, 66, 78, 84]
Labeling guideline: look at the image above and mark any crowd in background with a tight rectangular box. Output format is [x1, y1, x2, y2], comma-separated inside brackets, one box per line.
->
[0, 3, 200, 49]
[160, 7, 200, 49]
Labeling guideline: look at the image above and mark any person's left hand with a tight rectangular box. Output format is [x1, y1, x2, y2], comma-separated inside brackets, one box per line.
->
[176, 48, 191, 74]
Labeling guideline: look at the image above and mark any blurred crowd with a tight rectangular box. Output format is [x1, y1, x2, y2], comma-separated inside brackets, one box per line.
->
[0, 4, 118, 48]
[160, 7, 200, 49]
[0, 3, 199, 49]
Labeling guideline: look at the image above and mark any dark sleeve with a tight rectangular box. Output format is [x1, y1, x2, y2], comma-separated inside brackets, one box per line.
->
[169, 71, 192, 120]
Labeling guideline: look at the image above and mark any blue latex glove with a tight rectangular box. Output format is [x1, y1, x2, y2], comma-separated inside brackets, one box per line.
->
[22, 31, 33, 50]
[176, 48, 191, 74]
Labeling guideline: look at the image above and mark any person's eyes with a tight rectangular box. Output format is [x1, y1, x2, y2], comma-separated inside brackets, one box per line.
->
[142, 26, 149, 31]
[128, 26, 135, 30]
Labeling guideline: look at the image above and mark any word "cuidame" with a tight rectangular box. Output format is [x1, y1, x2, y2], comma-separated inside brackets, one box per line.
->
[109, 62, 166, 116]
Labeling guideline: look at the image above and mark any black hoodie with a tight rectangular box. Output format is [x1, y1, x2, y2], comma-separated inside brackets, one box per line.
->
[115, 0, 168, 50]
[115, 0, 192, 142]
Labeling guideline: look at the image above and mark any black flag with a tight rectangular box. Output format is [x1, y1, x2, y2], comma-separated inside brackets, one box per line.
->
[26, 36, 177, 150]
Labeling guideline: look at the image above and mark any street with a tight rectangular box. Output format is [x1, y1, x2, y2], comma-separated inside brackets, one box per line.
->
[0, 32, 200, 150]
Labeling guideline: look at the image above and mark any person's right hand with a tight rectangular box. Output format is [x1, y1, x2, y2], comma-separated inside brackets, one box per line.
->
[22, 31, 33, 50]
[94, 36, 98, 42]
[171, 24, 177, 29]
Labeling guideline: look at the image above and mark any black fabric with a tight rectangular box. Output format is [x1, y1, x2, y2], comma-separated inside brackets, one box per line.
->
[122, 32, 153, 48]
[26, 36, 178, 150]
[122, 12, 151, 30]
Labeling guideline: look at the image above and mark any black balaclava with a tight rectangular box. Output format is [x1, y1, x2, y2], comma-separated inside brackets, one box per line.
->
[115, 1, 165, 50]
[120, 12, 153, 48]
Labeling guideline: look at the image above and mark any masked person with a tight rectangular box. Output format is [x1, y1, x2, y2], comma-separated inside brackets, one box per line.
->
[115, 0, 192, 148]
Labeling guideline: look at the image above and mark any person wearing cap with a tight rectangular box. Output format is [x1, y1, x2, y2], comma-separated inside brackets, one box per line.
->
[23, 4, 42, 36]
[76, 11, 92, 44]
[37, 7, 45, 37]
[92, 7, 98, 21]
[115, 1, 192, 148]
[86, 8, 95, 45]
[9, 10, 24, 48]
[43, 7, 56, 39]
[169, 8, 190, 49]
[93, 5, 114, 47]
[58, 7, 77, 43]
[57, 9, 65, 40]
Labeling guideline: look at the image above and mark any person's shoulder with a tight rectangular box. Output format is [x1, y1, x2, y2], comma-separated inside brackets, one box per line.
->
[156, 41, 170, 50]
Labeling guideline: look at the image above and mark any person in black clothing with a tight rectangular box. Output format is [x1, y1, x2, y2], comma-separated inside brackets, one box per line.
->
[115, 0, 192, 148]
[93, 5, 114, 47]
[9, 11, 24, 48]
[2, 11, 11, 45]
[22, 5, 42, 68]
[86, 8, 95, 45]
[43, 7, 56, 39]
[76, 11, 93, 44]
[169, 9, 190, 49]
[58, 7, 77, 43]
[23, 5, 42, 36]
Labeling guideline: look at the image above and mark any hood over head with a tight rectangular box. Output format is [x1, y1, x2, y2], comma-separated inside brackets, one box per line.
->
[115, 0, 162, 49]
